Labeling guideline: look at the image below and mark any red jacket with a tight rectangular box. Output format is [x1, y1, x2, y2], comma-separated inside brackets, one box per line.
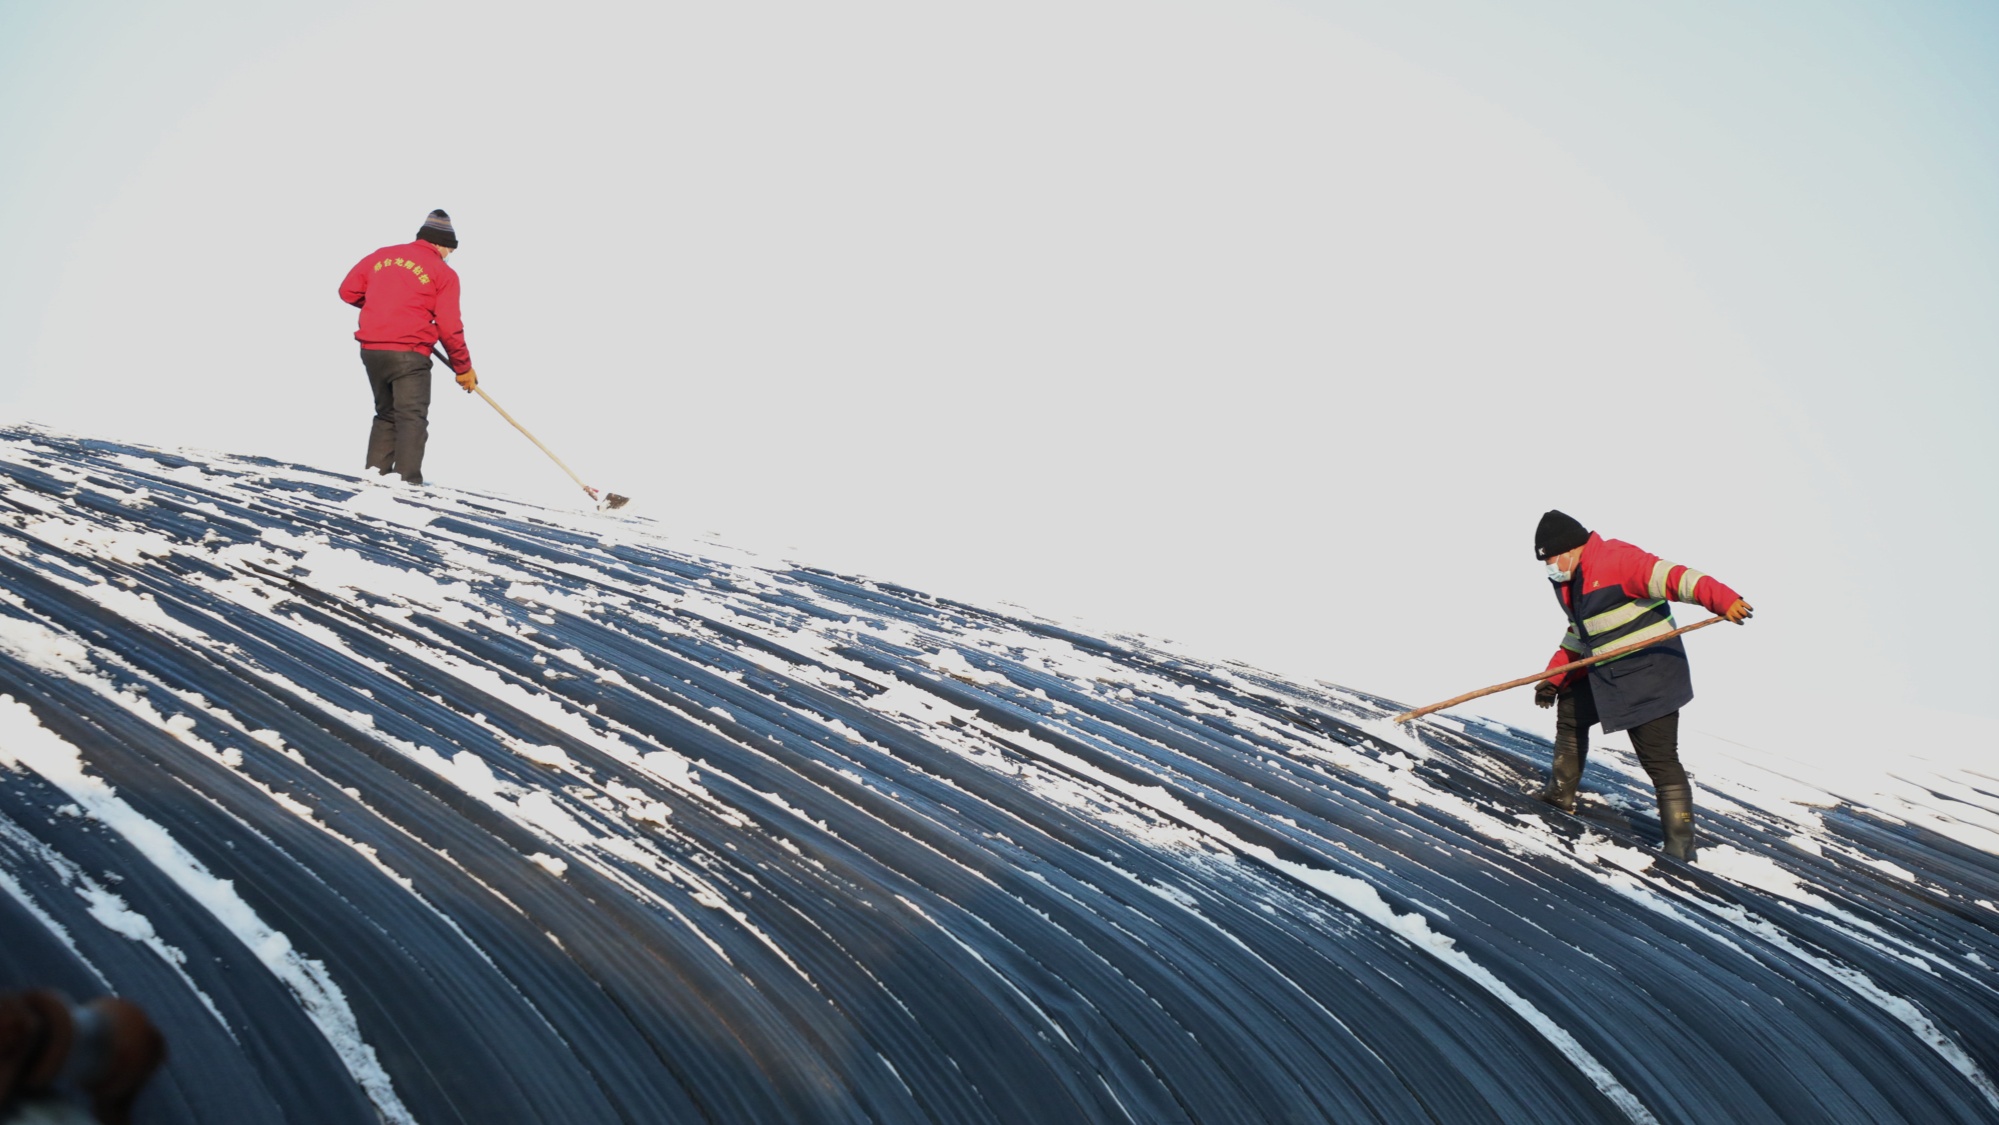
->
[338, 240, 471, 374]
[1544, 532, 1741, 689]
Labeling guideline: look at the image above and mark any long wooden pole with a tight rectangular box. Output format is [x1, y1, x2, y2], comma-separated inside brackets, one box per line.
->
[1391, 615, 1728, 724]
[432, 344, 606, 504]
[472, 386, 601, 504]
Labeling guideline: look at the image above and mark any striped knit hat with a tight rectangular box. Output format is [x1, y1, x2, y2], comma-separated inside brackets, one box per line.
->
[416, 209, 458, 249]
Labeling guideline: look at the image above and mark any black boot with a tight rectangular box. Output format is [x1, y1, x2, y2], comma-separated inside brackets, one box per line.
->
[1656, 783, 1697, 861]
[1540, 689, 1592, 813]
[1538, 742, 1583, 813]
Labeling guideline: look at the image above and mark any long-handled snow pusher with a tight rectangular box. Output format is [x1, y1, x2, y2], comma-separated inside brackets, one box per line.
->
[434, 348, 629, 510]
[1391, 615, 1728, 724]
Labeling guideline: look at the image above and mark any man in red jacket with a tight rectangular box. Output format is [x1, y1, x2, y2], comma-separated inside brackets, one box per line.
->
[337, 210, 478, 485]
[1531, 510, 1753, 861]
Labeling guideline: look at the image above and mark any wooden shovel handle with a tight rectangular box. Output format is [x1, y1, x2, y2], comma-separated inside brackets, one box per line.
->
[1391, 615, 1728, 724]
[473, 386, 600, 502]
[433, 345, 601, 503]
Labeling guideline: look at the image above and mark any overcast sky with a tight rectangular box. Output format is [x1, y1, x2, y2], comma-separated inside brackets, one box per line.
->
[2, 0, 1993, 764]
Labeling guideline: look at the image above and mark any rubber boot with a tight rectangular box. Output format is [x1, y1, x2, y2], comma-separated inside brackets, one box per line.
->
[1538, 742, 1583, 813]
[1656, 783, 1697, 862]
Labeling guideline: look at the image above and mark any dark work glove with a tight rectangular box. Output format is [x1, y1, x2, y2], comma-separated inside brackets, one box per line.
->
[1533, 681, 1559, 709]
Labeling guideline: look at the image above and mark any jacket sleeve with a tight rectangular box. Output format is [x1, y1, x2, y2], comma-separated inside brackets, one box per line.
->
[434, 268, 472, 374]
[1544, 645, 1577, 688]
[1615, 545, 1743, 616]
[339, 255, 372, 308]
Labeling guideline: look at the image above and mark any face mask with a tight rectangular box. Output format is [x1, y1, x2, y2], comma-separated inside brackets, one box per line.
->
[1546, 563, 1572, 582]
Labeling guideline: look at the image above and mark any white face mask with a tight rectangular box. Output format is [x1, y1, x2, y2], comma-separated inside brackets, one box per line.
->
[1546, 563, 1572, 582]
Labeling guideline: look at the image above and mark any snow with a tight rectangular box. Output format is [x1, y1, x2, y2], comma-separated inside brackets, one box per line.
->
[1278, 859, 1659, 1123]
[0, 427, 1994, 1124]
[0, 837, 101, 984]
[0, 694, 416, 1124]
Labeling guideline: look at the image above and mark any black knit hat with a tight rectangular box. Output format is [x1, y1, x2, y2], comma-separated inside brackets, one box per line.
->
[415, 209, 458, 249]
[1534, 510, 1590, 560]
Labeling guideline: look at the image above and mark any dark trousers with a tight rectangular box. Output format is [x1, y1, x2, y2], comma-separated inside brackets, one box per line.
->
[1555, 679, 1687, 792]
[361, 349, 433, 484]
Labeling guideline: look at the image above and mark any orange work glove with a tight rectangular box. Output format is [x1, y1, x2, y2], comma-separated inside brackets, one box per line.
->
[456, 368, 478, 393]
[1725, 598, 1754, 624]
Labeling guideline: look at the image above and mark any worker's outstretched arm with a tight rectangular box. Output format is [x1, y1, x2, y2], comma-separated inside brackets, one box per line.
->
[1618, 547, 1750, 623]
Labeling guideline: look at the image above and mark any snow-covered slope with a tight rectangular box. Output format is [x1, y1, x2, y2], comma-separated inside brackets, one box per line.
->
[0, 426, 1993, 1125]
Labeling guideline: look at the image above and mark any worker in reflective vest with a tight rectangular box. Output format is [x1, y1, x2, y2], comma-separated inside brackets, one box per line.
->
[1531, 510, 1753, 861]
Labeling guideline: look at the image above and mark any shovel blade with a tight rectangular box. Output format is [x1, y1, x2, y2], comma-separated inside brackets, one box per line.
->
[600, 493, 631, 511]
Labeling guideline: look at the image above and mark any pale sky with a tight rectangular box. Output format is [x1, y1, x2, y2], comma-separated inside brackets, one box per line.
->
[2, 0, 1993, 763]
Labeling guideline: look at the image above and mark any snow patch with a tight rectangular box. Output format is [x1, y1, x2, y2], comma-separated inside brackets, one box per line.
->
[0, 695, 416, 1124]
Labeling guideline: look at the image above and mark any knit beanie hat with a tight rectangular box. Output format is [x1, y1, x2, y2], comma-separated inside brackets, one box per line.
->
[1534, 510, 1590, 560]
[415, 209, 458, 249]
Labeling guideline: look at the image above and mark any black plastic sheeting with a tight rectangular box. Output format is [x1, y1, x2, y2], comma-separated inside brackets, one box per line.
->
[0, 427, 1993, 1124]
